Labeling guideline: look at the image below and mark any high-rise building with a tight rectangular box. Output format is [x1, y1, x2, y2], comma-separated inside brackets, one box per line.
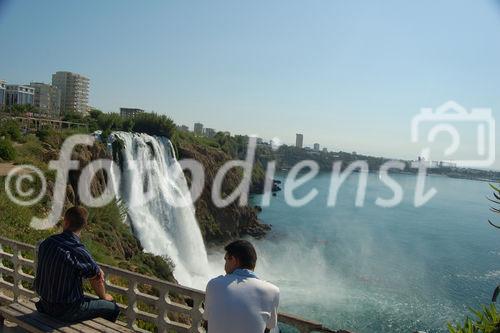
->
[120, 107, 144, 118]
[204, 128, 216, 138]
[295, 133, 303, 149]
[314, 143, 320, 151]
[194, 122, 203, 136]
[52, 71, 89, 114]
[6, 84, 35, 106]
[0, 80, 6, 108]
[322, 147, 328, 153]
[30, 82, 61, 118]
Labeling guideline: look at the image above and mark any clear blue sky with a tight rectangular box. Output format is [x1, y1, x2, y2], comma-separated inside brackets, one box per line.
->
[0, 0, 499, 169]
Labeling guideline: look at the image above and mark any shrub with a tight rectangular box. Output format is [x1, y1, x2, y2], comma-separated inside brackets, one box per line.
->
[448, 304, 500, 333]
[0, 138, 16, 161]
[0, 119, 22, 141]
[36, 126, 63, 148]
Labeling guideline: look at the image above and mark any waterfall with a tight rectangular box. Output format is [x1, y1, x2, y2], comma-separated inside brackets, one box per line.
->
[110, 131, 210, 289]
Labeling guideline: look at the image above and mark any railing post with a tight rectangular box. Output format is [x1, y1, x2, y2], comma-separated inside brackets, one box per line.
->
[126, 280, 137, 330]
[34, 241, 41, 276]
[11, 246, 20, 302]
[190, 294, 204, 333]
[158, 287, 169, 333]
[0, 243, 3, 291]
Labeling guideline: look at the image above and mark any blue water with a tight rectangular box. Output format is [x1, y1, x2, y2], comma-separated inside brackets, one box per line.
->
[250, 172, 500, 333]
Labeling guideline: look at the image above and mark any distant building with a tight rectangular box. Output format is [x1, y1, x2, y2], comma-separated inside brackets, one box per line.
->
[313, 143, 320, 151]
[204, 127, 216, 138]
[295, 133, 303, 149]
[6, 84, 35, 106]
[322, 147, 328, 153]
[52, 71, 89, 114]
[0, 80, 5, 108]
[177, 125, 189, 132]
[30, 82, 61, 118]
[120, 107, 144, 118]
[194, 122, 203, 136]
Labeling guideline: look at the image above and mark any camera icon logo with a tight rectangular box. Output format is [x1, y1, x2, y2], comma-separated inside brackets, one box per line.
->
[411, 101, 495, 168]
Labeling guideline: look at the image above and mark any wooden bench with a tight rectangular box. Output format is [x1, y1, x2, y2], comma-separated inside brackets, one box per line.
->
[0, 301, 134, 333]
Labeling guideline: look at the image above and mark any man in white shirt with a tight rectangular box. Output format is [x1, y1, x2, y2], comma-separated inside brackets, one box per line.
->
[203, 240, 280, 333]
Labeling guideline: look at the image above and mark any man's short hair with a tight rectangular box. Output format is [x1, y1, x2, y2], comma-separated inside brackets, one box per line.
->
[224, 240, 257, 270]
[64, 206, 88, 232]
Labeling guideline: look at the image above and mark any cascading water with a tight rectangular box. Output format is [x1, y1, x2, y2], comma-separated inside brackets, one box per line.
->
[110, 131, 210, 289]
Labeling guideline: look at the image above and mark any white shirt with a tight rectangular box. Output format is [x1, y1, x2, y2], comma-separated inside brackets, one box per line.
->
[203, 269, 280, 333]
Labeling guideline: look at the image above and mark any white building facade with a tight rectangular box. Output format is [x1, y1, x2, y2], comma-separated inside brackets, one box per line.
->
[52, 71, 89, 114]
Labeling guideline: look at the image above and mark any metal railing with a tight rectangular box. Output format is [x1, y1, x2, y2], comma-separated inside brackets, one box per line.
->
[0, 236, 339, 333]
[0, 113, 89, 131]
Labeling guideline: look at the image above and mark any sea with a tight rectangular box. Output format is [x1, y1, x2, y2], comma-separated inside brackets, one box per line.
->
[246, 172, 500, 333]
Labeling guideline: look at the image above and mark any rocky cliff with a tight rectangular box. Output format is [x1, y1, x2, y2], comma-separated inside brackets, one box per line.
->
[177, 139, 271, 245]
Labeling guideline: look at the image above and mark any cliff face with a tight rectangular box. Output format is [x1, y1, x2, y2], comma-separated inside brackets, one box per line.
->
[177, 140, 271, 245]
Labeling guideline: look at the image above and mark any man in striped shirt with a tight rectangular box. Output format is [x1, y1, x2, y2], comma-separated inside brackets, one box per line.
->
[34, 206, 120, 323]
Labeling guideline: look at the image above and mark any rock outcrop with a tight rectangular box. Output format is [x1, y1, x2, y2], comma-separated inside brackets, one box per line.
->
[177, 140, 271, 244]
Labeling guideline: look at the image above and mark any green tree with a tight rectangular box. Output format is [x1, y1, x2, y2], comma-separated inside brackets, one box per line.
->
[88, 108, 103, 120]
[132, 112, 176, 138]
[6, 104, 37, 116]
[97, 112, 123, 132]
[62, 112, 85, 123]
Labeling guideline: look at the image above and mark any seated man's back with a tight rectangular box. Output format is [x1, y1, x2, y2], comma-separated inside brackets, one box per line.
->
[34, 206, 120, 323]
[35, 231, 98, 306]
[203, 240, 280, 333]
[205, 269, 279, 333]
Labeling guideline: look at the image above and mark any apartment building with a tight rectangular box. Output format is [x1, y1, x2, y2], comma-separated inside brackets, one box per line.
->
[52, 71, 89, 114]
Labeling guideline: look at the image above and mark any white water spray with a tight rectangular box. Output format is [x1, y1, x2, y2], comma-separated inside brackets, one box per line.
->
[111, 132, 210, 288]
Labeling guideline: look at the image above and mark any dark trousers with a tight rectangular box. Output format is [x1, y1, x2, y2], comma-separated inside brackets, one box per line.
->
[36, 297, 120, 323]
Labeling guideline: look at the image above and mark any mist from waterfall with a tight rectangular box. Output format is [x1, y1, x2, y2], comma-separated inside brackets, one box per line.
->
[111, 132, 211, 289]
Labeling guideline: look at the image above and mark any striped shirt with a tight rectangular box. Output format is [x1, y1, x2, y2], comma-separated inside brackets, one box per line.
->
[34, 231, 100, 304]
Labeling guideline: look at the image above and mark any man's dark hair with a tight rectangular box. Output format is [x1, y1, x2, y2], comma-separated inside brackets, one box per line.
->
[225, 240, 257, 270]
[64, 206, 88, 232]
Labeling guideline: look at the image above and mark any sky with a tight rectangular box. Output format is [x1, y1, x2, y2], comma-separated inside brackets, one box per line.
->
[0, 0, 499, 169]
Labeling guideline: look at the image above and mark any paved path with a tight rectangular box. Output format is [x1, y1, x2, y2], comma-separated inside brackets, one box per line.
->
[0, 163, 15, 176]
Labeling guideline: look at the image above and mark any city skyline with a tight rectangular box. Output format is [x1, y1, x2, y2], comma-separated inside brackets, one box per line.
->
[0, 0, 499, 168]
